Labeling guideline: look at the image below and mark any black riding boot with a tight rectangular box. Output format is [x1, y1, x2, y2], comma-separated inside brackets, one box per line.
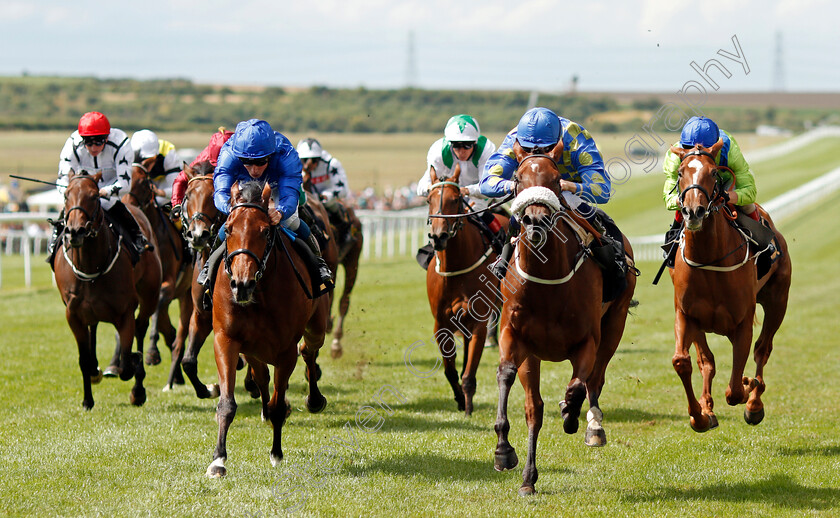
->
[296, 233, 335, 296]
[662, 218, 682, 268]
[490, 223, 518, 279]
[107, 202, 154, 259]
[480, 211, 506, 253]
[45, 213, 64, 269]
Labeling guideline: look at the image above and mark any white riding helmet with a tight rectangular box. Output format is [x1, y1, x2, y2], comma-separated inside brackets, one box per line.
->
[444, 114, 480, 142]
[131, 130, 160, 159]
[296, 138, 323, 160]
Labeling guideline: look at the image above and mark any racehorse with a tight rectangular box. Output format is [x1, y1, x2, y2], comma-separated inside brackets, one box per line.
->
[168, 160, 223, 398]
[123, 157, 194, 385]
[54, 171, 162, 409]
[491, 143, 637, 495]
[426, 164, 509, 416]
[206, 181, 331, 478]
[301, 173, 363, 359]
[669, 142, 791, 431]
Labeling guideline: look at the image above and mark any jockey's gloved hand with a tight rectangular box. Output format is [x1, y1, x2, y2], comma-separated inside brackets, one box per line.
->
[162, 202, 173, 214]
[171, 204, 181, 220]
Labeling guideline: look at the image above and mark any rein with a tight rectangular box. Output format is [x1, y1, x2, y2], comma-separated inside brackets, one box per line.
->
[224, 203, 275, 282]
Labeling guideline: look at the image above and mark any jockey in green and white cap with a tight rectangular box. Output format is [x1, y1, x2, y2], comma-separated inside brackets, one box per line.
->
[417, 114, 496, 211]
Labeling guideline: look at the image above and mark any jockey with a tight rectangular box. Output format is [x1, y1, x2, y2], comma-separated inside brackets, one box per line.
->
[131, 129, 182, 208]
[208, 119, 333, 294]
[479, 107, 616, 279]
[417, 114, 504, 251]
[295, 138, 355, 253]
[48, 111, 152, 267]
[661, 116, 762, 265]
[170, 127, 233, 217]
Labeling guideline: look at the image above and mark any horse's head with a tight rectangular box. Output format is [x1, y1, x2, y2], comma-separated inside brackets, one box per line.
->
[670, 140, 725, 231]
[512, 140, 565, 243]
[63, 171, 103, 247]
[126, 156, 158, 210]
[182, 161, 220, 251]
[426, 164, 464, 251]
[224, 181, 273, 305]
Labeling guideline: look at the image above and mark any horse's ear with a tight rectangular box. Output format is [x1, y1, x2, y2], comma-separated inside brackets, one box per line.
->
[547, 139, 565, 163]
[512, 141, 528, 163]
[93, 172, 102, 183]
[68, 168, 76, 180]
[429, 165, 438, 184]
[451, 163, 461, 183]
[184, 162, 196, 180]
[261, 182, 272, 208]
[231, 182, 242, 204]
[707, 139, 724, 157]
[669, 146, 688, 161]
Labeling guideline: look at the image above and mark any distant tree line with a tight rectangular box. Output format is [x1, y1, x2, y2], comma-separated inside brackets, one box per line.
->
[0, 76, 830, 134]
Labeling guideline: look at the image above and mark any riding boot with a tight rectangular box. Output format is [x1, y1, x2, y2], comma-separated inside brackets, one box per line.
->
[490, 223, 518, 279]
[197, 242, 226, 310]
[661, 219, 682, 268]
[45, 212, 64, 269]
[107, 201, 154, 258]
[294, 233, 335, 296]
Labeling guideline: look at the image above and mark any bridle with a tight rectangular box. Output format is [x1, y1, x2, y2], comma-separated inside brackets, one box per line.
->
[181, 176, 222, 239]
[676, 150, 726, 219]
[223, 202, 275, 282]
[427, 181, 465, 238]
[126, 161, 157, 211]
[514, 154, 562, 197]
[63, 175, 103, 239]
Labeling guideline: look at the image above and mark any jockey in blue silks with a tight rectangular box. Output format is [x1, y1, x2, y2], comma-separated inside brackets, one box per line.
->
[479, 107, 621, 280]
[203, 118, 333, 296]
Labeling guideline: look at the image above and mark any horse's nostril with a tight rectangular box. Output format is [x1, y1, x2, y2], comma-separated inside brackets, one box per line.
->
[522, 215, 532, 226]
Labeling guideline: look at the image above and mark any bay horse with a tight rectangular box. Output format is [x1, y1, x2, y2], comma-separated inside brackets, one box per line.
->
[122, 157, 194, 388]
[492, 143, 637, 495]
[168, 160, 224, 398]
[426, 164, 509, 416]
[669, 142, 791, 431]
[206, 181, 331, 478]
[54, 171, 162, 409]
[301, 173, 363, 359]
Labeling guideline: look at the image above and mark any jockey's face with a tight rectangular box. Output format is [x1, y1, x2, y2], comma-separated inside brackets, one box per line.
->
[244, 163, 268, 179]
[83, 135, 107, 157]
[301, 157, 319, 173]
[451, 141, 475, 161]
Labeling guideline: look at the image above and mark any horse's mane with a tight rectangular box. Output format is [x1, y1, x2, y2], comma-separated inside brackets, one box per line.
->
[194, 160, 214, 176]
[238, 181, 263, 204]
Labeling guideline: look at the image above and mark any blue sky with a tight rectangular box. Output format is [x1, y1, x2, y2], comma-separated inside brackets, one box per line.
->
[1, 0, 837, 92]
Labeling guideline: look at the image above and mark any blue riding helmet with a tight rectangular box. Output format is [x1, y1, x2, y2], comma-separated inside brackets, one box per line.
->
[231, 119, 275, 159]
[680, 116, 720, 148]
[516, 107, 561, 149]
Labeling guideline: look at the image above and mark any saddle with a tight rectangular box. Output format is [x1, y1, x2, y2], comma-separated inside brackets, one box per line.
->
[731, 209, 780, 280]
[582, 209, 634, 303]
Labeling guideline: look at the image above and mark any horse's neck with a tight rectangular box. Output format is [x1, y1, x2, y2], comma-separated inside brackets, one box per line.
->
[517, 219, 578, 276]
[682, 214, 738, 263]
[436, 223, 486, 272]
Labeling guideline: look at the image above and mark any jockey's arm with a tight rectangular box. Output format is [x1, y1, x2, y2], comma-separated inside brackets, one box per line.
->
[723, 137, 757, 206]
[564, 125, 611, 204]
[662, 150, 681, 211]
[327, 158, 350, 199]
[56, 136, 76, 195]
[171, 171, 188, 206]
[102, 136, 133, 199]
[479, 151, 516, 197]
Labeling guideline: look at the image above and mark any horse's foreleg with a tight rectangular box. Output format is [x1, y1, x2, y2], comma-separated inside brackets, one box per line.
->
[725, 316, 754, 408]
[207, 334, 239, 478]
[169, 293, 192, 385]
[561, 336, 596, 435]
[332, 259, 359, 359]
[694, 334, 718, 429]
[268, 358, 296, 466]
[673, 311, 710, 432]
[67, 312, 94, 410]
[746, 290, 788, 425]
[246, 357, 271, 421]
[88, 322, 103, 384]
[517, 355, 543, 496]
[180, 308, 218, 399]
[494, 326, 519, 472]
[104, 331, 121, 377]
[301, 331, 327, 414]
[461, 326, 487, 417]
[435, 324, 464, 411]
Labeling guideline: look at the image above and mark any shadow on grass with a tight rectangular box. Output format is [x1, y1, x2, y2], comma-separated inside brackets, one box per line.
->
[604, 407, 681, 424]
[776, 444, 840, 457]
[621, 473, 840, 511]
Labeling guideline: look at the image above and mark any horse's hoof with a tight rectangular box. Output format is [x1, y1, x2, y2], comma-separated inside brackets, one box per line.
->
[270, 453, 283, 467]
[330, 340, 343, 359]
[90, 368, 103, 384]
[518, 485, 536, 497]
[206, 384, 221, 399]
[306, 395, 327, 414]
[81, 399, 94, 411]
[744, 407, 765, 425]
[563, 415, 580, 434]
[162, 384, 172, 392]
[103, 365, 119, 378]
[173, 370, 185, 385]
[494, 450, 519, 471]
[709, 414, 719, 429]
[455, 394, 466, 412]
[145, 350, 161, 366]
[206, 459, 226, 478]
[690, 413, 715, 433]
[236, 356, 245, 370]
[130, 387, 147, 407]
[585, 427, 607, 447]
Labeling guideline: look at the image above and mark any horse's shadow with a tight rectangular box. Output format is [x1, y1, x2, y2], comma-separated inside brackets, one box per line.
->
[776, 444, 840, 457]
[621, 473, 840, 511]
[604, 406, 681, 424]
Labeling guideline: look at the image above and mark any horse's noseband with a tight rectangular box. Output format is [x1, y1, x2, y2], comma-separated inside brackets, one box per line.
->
[224, 203, 275, 281]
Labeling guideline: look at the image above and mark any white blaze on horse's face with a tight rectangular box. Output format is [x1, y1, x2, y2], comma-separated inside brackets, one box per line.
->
[687, 158, 704, 185]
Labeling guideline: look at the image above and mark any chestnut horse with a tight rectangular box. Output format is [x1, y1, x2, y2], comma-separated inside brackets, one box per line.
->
[669, 142, 791, 431]
[492, 143, 637, 495]
[123, 156, 194, 377]
[426, 164, 508, 416]
[54, 171, 162, 409]
[168, 160, 224, 398]
[301, 173, 363, 359]
[206, 181, 331, 478]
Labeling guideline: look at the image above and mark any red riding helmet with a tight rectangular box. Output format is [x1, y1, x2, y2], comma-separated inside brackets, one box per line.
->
[78, 112, 111, 136]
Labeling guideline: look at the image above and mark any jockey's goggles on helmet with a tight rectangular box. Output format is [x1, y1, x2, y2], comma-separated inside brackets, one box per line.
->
[519, 144, 553, 155]
[83, 136, 107, 147]
[240, 155, 271, 166]
[451, 141, 475, 150]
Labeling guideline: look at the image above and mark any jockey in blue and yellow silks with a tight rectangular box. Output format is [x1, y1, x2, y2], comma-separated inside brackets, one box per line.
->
[201, 119, 333, 295]
[479, 107, 615, 279]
